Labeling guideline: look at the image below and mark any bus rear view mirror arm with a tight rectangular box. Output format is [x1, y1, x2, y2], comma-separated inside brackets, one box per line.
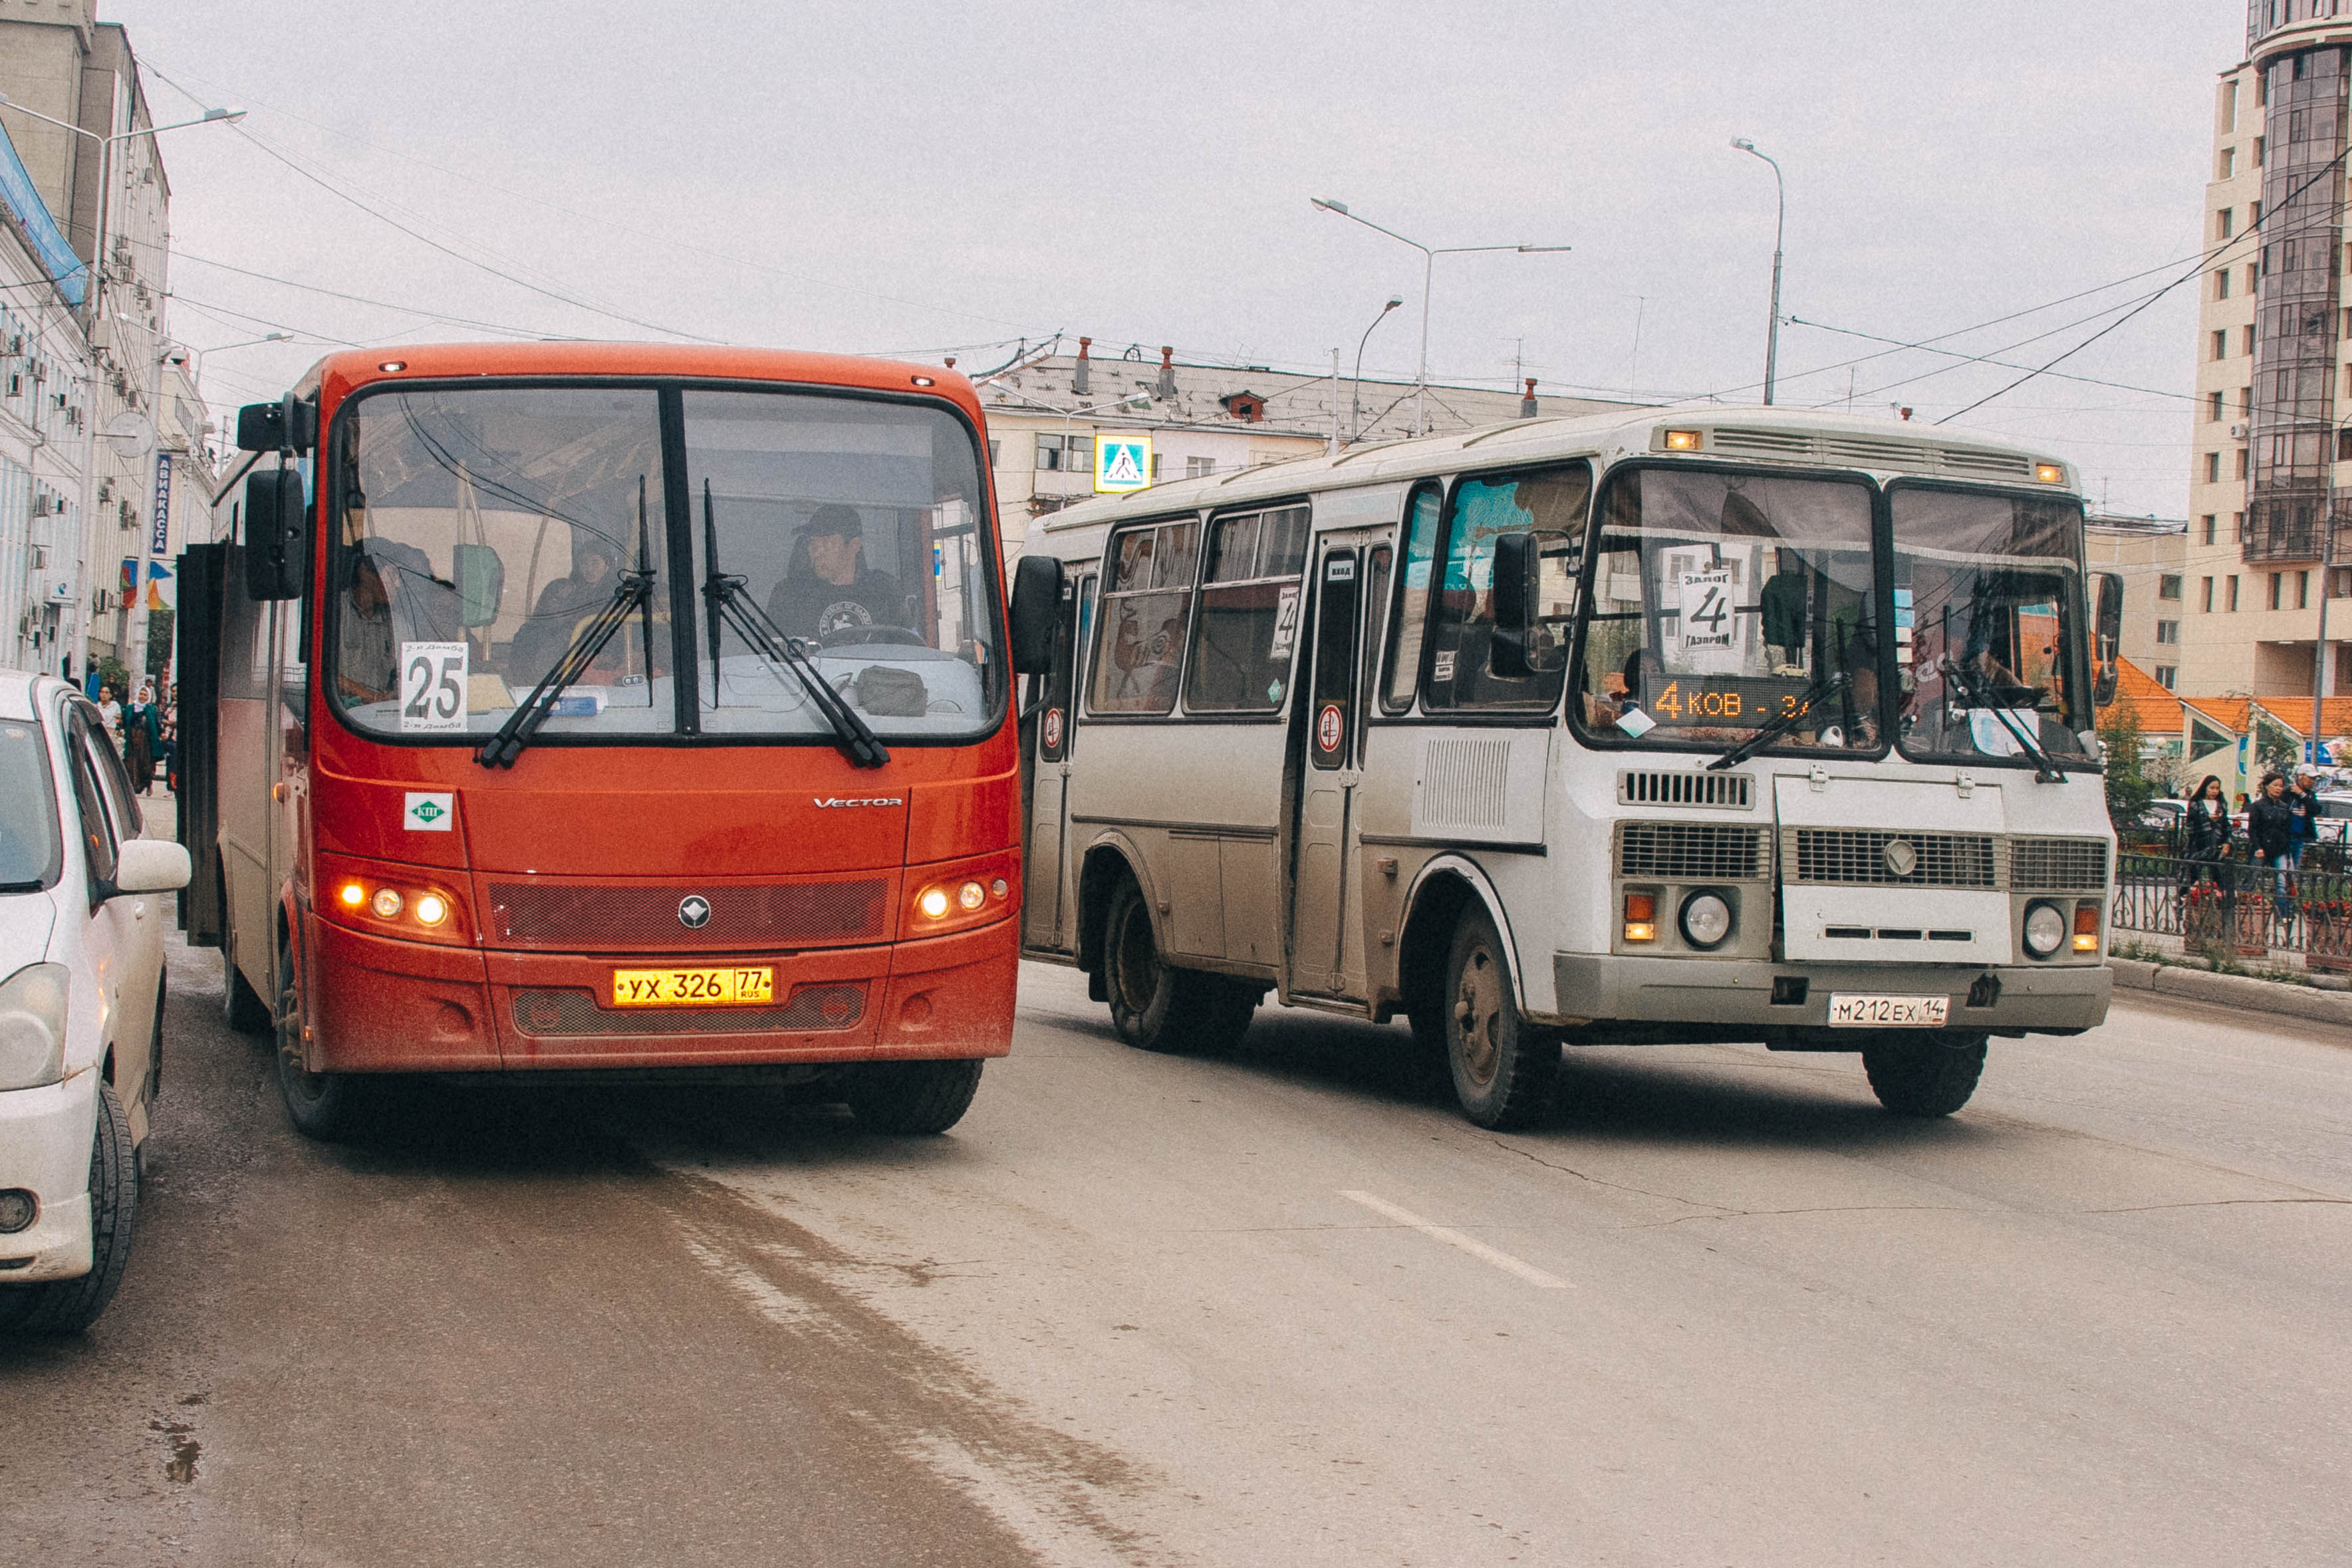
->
[1008, 555, 1066, 676]
[1488, 531, 1538, 680]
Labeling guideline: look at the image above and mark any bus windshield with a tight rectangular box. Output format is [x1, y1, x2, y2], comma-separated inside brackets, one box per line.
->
[1575, 467, 1882, 751]
[1891, 484, 2093, 765]
[327, 384, 999, 744]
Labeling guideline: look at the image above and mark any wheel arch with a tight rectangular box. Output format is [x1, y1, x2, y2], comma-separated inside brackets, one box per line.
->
[1397, 855, 1528, 1021]
[1075, 833, 1159, 977]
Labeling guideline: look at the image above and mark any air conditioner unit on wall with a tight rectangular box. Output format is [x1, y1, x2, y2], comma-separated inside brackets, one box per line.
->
[2231, 422, 2250, 440]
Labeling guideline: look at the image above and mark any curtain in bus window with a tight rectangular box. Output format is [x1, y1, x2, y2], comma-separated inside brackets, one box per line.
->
[1186, 505, 1309, 714]
[683, 390, 999, 739]
[1384, 487, 1442, 711]
[1423, 463, 1589, 710]
[1089, 521, 1198, 715]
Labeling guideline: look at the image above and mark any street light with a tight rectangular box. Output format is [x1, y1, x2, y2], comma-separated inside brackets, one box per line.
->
[1311, 197, 1570, 436]
[1730, 137, 1786, 406]
[1351, 295, 1404, 444]
[0, 92, 244, 684]
[188, 332, 293, 426]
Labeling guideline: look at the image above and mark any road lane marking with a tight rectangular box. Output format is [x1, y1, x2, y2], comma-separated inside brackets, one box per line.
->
[1338, 1190, 1568, 1289]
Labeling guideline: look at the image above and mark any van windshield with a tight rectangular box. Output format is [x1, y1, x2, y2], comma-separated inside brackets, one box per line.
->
[1574, 467, 1883, 751]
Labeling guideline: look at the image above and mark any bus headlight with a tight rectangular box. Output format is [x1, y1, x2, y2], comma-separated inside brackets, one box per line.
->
[414, 893, 450, 927]
[1679, 891, 1733, 950]
[371, 888, 404, 920]
[2023, 900, 2067, 959]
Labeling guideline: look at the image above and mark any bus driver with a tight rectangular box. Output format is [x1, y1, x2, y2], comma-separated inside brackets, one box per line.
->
[767, 504, 906, 644]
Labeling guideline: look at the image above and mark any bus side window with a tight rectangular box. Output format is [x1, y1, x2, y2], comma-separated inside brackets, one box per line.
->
[1360, 545, 1391, 765]
[1382, 485, 1443, 712]
[1186, 505, 1309, 714]
[1423, 462, 1590, 711]
[1088, 520, 1198, 716]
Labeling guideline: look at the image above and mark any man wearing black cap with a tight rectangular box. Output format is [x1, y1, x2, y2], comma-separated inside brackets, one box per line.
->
[767, 504, 908, 643]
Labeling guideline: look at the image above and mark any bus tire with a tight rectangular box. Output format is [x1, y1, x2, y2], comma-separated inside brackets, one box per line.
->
[1862, 1032, 1988, 1117]
[1102, 876, 1248, 1055]
[1444, 904, 1557, 1128]
[222, 912, 269, 1035]
[846, 1059, 984, 1135]
[273, 931, 378, 1141]
[0, 1081, 138, 1335]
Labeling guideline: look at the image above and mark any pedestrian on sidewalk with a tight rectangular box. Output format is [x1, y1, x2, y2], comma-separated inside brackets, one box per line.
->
[93, 682, 121, 756]
[2181, 774, 2233, 893]
[122, 683, 160, 795]
[2250, 771, 2297, 920]
[160, 685, 178, 795]
[2289, 767, 2318, 868]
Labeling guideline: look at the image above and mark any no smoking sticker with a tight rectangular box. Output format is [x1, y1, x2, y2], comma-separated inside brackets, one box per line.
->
[1042, 707, 1065, 751]
[1317, 702, 1345, 753]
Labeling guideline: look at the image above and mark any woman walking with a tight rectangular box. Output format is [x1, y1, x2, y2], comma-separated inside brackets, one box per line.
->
[2180, 774, 2232, 892]
[2250, 771, 2298, 920]
[122, 683, 160, 794]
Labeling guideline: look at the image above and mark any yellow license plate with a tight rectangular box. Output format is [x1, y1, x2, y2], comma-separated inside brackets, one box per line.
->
[610, 967, 775, 1007]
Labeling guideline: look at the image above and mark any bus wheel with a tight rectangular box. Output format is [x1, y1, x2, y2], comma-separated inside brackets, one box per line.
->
[0, 1081, 138, 1335]
[1103, 876, 1249, 1055]
[222, 917, 270, 1035]
[273, 933, 377, 1141]
[1444, 904, 1556, 1128]
[845, 1059, 984, 1135]
[1862, 1032, 1988, 1117]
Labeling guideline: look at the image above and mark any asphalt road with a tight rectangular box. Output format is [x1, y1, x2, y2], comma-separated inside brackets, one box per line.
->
[5, 936, 2349, 1567]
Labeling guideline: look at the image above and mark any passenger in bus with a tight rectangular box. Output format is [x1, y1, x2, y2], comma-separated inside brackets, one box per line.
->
[511, 537, 622, 680]
[336, 553, 398, 706]
[767, 505, 906, 644]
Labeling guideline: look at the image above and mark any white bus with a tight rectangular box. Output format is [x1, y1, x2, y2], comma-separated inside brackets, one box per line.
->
[1016, 406, 2121, 1127]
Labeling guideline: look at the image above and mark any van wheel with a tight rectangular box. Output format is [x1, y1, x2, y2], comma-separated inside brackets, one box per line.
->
[0, 1082, 138, 1334]
[846, 1059, 984, 1134]
[1444, 904, 1556, 1128]
[1103, 876, 1252, 1055]
[273, 931, 378, 1140]
[1863, 1032, 1988, 1116]
[222, 912, 269, 1035]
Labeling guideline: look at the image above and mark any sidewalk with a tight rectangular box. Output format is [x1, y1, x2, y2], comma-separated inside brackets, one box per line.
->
[2108, 955, 2352, 1031]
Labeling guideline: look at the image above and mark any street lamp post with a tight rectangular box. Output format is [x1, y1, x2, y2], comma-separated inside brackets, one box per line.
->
[1730, 138, 1786, 406]
[1351, 295, 1404, 444]
[0, 92, 242, 686]
[1310, 197, 1569, 436]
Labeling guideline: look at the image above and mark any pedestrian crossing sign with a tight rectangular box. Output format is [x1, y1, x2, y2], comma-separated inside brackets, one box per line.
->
[1095, 434, 1152, 493]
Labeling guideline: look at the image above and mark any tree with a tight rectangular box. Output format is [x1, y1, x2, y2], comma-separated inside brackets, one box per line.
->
[2098, 703, 2154, 833]
[2255, 711, 2301, 776]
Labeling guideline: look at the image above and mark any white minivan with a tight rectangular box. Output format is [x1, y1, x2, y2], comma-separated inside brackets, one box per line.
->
[0, 669, 189, 1333]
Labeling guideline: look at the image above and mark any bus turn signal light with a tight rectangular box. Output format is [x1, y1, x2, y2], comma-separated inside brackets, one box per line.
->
[911, 862, 1015, 932]
[2034, 461, 2065, 484]
[1624, 892, 1658, 943]
[1662, 429, 1702, 452]
[339, 882, 366, 908]
[2072, 903, 2100, 952]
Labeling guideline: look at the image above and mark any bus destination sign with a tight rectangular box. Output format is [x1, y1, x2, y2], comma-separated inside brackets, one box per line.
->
[1637, 673, 1823, 727]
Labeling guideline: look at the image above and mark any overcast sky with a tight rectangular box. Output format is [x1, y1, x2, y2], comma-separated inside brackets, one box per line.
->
[106, 1, 2239, 518]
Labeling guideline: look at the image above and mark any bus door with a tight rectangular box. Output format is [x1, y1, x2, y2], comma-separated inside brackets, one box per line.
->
[1023, 569, 1094, 952]
[1289, 536, 1385, 999]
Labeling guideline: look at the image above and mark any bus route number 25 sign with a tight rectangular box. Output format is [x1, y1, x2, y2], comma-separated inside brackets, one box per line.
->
[400, 641, 469, 733]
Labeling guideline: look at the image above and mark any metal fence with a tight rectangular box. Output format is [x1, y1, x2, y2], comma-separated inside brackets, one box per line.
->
[2112, 846, 2352, 963]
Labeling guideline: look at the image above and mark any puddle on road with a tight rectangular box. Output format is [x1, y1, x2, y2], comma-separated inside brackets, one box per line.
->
[151, 1416, 200, 1483]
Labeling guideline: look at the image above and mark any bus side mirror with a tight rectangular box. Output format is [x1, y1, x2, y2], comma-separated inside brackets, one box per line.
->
[1009, 554, 1065, 675]
[2093, 571, 2123, 707]
[243, 468, 308, 601]
[454, 543, 505, 628]
[1489, 532, 1537, 679]
[235, 395, 317, 454]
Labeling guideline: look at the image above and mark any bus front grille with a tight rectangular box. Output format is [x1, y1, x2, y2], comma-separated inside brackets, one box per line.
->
[509, 985, 866, 1037]
[2008, 837, 2109, 892]
[487, 879, 889, 949]
[1786, 829, 1998, 888]
[1617, 769, 1754, 809]
[1615, 822, 1768, 882]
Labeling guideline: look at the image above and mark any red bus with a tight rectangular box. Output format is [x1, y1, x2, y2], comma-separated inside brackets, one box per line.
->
[176, 344, 1060, 1138]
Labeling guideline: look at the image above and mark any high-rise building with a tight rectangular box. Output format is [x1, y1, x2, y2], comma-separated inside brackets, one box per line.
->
[2183, 3, 2352, 698]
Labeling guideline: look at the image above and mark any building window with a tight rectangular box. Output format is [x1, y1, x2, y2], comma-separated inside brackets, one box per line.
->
[2201, 514, 2218, 545]
[2237, 448, 2251, 479]
[2218, 207, 2236, 239]
[2230, 575, 2242, 611]
[2155, 666, 2178, 690]
[2216, 269, 2232, 302]
[2333, 567, 2352, 596]
[987, 439, 1000, 467]
[2211, 390, 2227, 421]
[2270, 571, 2284, 610]
[1034, 432, 1093, 472]
[2208, 452, 2222, 483]
[2299, 570, 2311, 608]
[2240, 385, 2254, 414]
[2245, 325, 2259, 356]
[2202, 576, 2216, 611]
[2225, 78, 2240, 132]
[2234, 511, 2247, 541]
[2214, 328, 2230, 362]
[2252, 199, 2263, 225]
[1184, 456, 1216, 479]
[2156, 620, 2181, 644]
[2160, 574, 2183, 600]
[2220, 146, 2238, 181]
[2257, 134, 2268, 166]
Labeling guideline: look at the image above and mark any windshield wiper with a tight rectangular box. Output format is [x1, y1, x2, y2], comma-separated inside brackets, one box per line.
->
[1705, 670, 1848, 772]
[700, 481, 888, 769]
[1939, 655, 2066, 783]
[477, 480, 656, 769]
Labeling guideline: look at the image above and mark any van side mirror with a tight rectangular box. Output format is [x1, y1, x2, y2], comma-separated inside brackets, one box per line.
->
[1009, 554, 1066, 675]
[2093, 570, 2124, 708]
[235, 395, 317, 454]
[454, 542, 505, 629]
[243, 468, 308, 601]
[1488, 531, 1538, 680]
